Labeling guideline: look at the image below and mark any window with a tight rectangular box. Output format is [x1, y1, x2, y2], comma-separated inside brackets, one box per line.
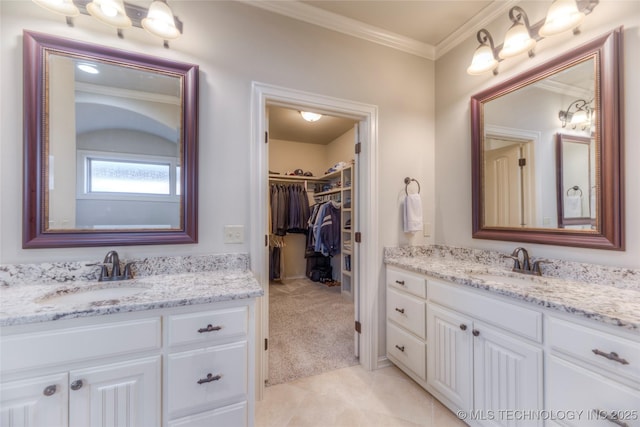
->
[88, 159, 171, 195]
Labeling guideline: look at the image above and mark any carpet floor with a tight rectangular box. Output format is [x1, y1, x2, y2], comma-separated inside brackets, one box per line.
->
[268, 277, 358, 386]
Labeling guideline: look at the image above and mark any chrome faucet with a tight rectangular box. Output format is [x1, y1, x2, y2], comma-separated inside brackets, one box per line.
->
[503, 247, 549, 276]
[94, 251, 134, 281]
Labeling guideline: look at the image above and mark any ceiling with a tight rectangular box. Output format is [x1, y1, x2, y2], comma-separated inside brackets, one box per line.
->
[252, 0, 517, 144]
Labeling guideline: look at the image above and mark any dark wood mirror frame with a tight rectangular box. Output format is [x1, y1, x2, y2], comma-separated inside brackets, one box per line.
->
[470, 27, 624, 250]
[23, 31, 199, 248]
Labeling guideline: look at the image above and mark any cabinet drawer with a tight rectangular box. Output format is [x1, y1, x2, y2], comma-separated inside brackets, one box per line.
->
[387, 267, 426, 299]
[387, 288, 426, 339]
[548, 317, 640, 382]
[387, 321, 426, 380]
[547, 355, 640, 427]
[167, 341, 247, 416]
[429, 279, 542, 342]
[168, 401, 247, 427]
[1, 318, 161, 373]
[167, 306, 248, 347]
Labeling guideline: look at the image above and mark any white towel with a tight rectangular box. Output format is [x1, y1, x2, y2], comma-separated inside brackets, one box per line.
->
[404, 193, 423, 233]
[564, 195, 582, 218]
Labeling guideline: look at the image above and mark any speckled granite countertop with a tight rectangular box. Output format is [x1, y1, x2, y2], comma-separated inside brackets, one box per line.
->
[384, 246, 640, 334]
[0, 254, 263, 327]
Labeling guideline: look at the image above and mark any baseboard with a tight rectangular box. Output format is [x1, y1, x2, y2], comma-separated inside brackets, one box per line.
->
[377, 355, 392, 369]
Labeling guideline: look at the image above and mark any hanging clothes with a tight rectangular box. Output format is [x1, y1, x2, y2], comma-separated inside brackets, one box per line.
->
[270, 183, 310, 236]
[307, 200, 341, 257]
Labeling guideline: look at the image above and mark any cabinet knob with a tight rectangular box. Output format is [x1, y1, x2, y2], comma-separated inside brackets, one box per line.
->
[395, 307, 405, 314]
[70, 380, 83, 391]
[459, 324, 467, 331]
[472, 329, 480, 337]
[197, 324, 222, 333]
[395, 344, 405, 352]
[395, 280, 405, 286]
[43, 385, 57, 396]
[197, 373, 222, 385]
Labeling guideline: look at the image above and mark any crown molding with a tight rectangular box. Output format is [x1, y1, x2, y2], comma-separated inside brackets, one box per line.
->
[240, 0, 436, 60]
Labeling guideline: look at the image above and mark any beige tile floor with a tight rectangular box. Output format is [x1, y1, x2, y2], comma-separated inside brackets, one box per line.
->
[256, 364, 468, 427]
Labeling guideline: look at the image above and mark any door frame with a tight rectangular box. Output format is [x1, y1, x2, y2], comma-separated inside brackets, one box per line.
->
[250, 82, 379, 400]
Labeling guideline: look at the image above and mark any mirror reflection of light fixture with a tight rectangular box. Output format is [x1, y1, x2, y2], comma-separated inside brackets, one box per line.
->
[300, 111, 322, 122]
[32, 0, 183, 47]
[467, 29, 499, 75]
[77, 63, 99, 74]
[539, 0, 585, 37]
[558, 99, 593, 130]
[32, 0, 79, 16]
[467, 0, 599, 76]
[499, 6, 536, 59]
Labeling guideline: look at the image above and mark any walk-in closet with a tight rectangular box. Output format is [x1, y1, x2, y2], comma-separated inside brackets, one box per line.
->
[266, 106, 359, 386]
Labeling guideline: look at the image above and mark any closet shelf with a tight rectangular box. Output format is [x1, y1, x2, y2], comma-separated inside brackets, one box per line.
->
[314, 188, 342, 197]
[268, 169, 346, 183]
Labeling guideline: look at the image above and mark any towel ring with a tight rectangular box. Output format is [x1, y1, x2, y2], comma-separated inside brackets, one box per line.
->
[566, 185, 582, 197]
[404, 177, 421, 195]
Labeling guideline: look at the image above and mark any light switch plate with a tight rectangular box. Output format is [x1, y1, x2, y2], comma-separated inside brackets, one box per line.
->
[224, 225, 244, 244]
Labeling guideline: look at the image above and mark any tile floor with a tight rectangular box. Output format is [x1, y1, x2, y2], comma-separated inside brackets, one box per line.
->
[256, 364, 468, 427]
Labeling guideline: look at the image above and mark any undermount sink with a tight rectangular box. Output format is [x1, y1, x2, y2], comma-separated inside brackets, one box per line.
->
[469, 272, 541, 287]
[38, 286, 148, 305]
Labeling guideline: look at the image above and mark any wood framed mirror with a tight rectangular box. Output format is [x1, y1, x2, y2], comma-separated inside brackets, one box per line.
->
[23, 31, 199, 248]
[470, 27, 623, 250]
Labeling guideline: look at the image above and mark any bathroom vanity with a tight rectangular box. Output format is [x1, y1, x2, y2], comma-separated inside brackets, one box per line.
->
[385, 246, 640, 427]
[0, 254, 263, 427]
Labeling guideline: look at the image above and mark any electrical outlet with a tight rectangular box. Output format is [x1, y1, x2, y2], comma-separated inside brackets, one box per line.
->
[423, 222, 431, 237]
[224, 225, 244, 244]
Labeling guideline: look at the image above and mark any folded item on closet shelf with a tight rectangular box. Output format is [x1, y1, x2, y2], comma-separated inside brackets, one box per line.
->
[325, 161, 349, 174]
[343, 241, 352, 251]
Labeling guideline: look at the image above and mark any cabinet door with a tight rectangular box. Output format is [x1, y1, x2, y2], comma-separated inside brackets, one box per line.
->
[0, 373, 68, 427]
[427, 302, 473, 412]
[68, 356, 160, 427]
[473, 323, 542, 427]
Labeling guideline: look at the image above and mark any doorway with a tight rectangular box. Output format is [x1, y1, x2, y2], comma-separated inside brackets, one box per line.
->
[250, 82, 380, 400]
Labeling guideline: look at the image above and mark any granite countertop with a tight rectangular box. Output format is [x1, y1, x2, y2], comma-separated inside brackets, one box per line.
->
[0, 254, 264, 327]
[384, 246, 640, 334]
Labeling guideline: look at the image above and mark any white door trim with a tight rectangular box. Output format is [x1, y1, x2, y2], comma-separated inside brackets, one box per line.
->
[250, 82, 379, 400]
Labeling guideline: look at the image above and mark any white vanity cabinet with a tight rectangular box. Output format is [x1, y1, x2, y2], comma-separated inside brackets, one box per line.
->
[0, 300, 256, 427]
[427, 278, 543, 427]
[545, 315, 640, 427]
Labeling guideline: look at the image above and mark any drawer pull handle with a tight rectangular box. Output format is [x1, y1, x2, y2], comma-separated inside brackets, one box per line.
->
[395, 345, 405, 352]
[70, 380, 83, 391]
[198, 324, 222, 333]
[395, 307, 405, 314]
[592, 349, 629, 365]
[43, 385, 57, 396]
[395, 280, 405, 286]
[472, 329, 480, 337]
[460, 324, 467, 331]
[197, 373, 222, 385]
[592, 409, 629, 427]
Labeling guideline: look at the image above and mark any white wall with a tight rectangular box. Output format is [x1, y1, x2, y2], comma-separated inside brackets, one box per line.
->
[0, 0, 435, 265]
[435, 0, 640, 268]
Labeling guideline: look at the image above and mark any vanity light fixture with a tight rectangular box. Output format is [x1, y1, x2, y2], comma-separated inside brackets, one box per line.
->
[539, 0, 585, 37]
[77, 63, 99, 74]
[558, 99, 593, 130]
[300, 111, 323, 122]
[467, 29, 499, 75]
[32, 0, 183, 48]
[467, 0, 600, 76]
[499, 6, 536, 59]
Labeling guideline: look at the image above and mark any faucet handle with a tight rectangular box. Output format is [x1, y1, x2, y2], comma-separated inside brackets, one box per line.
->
[122, 262, 136, 280]
[531, 259, 551, 275]
[85, 262, 110, 281]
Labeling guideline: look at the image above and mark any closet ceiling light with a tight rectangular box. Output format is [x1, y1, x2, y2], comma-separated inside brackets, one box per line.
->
[32, 0, 79, 16]
[300, 111, 323, 122]
[539, 0, 585, 37]
[77, 63, 99, 74]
